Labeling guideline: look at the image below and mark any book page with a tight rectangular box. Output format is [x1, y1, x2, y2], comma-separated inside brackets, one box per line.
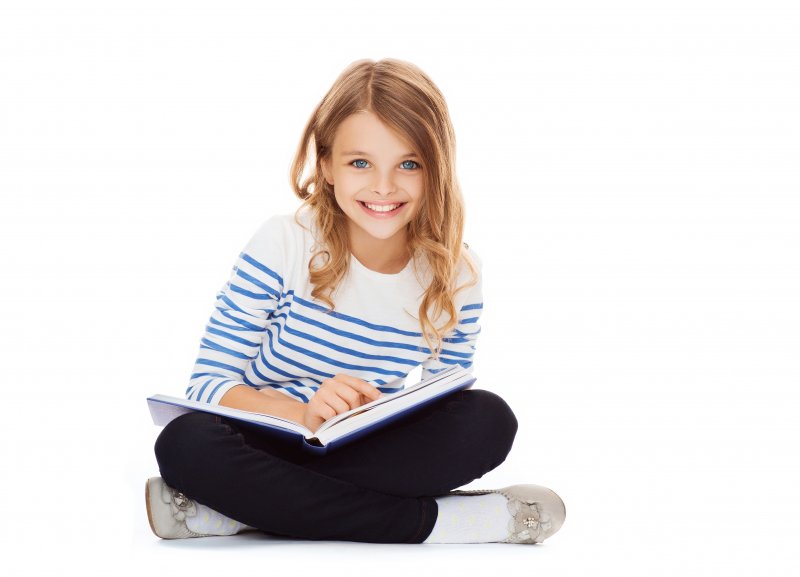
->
[314, 365, 466, 434]
[147, 394, 313, 437]
[313, 367, 476, 445]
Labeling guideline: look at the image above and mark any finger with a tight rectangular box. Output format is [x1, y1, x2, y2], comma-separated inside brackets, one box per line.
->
[348, 385, 379, 407]
[354, 384, 380, 403]
[329, 375, 373, 409]
[336, 386, 367, 409]
[323, 378, 361, 409]
[318, 387, 352, 415]
[338, 388, 363, 411]
[335, 374, 382, 401]
[358, 389, 379, 405]
[309, 400, 337, 423]
[357, 382, 381, 401]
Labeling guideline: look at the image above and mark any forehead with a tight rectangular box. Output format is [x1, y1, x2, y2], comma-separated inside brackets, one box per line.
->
[333, 111, 414, 154]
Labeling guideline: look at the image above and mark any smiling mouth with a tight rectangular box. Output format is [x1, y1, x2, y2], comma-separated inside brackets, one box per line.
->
[358, 200, 407, 216]
[359, 201, 406, 208]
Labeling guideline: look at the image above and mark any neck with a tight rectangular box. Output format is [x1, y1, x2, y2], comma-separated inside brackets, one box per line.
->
[348, 227, 411, 274]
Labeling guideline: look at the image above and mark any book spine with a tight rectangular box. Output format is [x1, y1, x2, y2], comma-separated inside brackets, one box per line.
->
[299, 437, 329, 455]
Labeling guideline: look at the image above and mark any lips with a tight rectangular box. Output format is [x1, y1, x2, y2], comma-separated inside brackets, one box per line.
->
[359, 201, 406, 206]
[358, 200, 407, 217]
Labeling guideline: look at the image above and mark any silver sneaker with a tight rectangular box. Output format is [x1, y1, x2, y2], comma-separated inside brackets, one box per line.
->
[447, 484, 566, 543]
[145, 477, 214, 539]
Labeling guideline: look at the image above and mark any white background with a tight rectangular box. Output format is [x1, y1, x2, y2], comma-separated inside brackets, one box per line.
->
[1, 0, 797, 575]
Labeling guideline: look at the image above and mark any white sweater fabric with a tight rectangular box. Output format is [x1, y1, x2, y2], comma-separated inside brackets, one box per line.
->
[186, 207, 483, 406]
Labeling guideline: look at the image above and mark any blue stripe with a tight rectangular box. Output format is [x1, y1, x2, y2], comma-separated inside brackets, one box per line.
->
[374, 377, 406, 388]
[268, 321, 409, 378]
[453, 327, 481, 337]
[280, 387, 310, 403]
[256, 379, 316, 402]
[247, 347, 325, 389]
[286, 309, 433, 354]
[281, 315, 474, 366]
[293, 294, 424, 337]
[427, 359, 473, 371]
[200, 339, 255, 360]
[281, 319, 424, 365]
[229, 282, 278, 301]
[444, 335, 474, 344]
[288, 378, 318, 389]
[248, 350, 290, 384]
[197, 305, 478, 390]
[190, 371, 237, 391]
[185, 251, 483, 404]
[196, 377, 215, 402]
[241, 252, 284, 287]
[217, 297, 271, 328]
[436, 348, 475, 360]
[194, 358, 246, 376]
[208, 379, 236, 403]
[256, 326, 407, 382]
[245, 329, 327, 381]
[209, 316, 257, 332]
[235, 265, 281, 299]
[205, 325, 262, 348]
[266, 327, 348, 379]
[230, 275, 280, 301]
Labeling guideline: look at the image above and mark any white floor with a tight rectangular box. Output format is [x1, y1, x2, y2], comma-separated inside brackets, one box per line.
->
[3, 2, 798, 575]
[5, 394, 794, 577]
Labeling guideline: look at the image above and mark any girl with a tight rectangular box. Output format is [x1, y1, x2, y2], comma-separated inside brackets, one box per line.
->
[146, 58, 566, 545]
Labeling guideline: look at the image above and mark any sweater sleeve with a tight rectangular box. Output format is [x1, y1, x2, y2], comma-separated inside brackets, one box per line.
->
[186, 216, 286, 405]
[420, 246, 483, 381]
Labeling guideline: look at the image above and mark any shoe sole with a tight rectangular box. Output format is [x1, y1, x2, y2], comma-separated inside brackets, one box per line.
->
[145, 478, 160, 538]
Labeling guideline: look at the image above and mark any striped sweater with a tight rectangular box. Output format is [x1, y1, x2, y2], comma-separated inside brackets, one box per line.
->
[186, 207, 483, 405]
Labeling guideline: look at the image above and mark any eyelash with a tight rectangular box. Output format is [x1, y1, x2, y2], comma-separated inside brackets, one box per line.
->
[349, 159, 422, 171]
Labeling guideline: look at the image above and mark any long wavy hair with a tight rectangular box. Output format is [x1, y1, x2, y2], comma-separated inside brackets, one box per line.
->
[289, 58, 479, 362]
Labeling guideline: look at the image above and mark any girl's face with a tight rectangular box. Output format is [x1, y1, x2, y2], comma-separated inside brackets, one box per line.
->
[321, 110, 424, 255]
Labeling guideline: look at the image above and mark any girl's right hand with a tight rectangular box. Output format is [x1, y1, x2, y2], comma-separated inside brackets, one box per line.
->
[303, 373, 381, 434]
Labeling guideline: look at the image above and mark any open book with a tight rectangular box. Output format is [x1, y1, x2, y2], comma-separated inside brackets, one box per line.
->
[147, 365, 477, 455]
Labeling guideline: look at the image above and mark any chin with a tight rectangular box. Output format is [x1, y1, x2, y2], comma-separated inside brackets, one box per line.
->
[360, 226, 404, 241]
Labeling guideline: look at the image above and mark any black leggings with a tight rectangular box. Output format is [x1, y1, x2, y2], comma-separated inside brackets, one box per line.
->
[153, 387, 519, 543]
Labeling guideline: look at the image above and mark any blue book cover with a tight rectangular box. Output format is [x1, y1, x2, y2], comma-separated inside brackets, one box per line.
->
[147, 366, 477, 455]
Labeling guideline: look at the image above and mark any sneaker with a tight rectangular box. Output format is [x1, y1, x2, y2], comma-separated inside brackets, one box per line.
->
[145, 477, 216, 539]
[447, 484, 566, 543]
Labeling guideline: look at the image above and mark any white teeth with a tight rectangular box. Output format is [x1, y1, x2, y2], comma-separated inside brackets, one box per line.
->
[364, 202, 401, 212]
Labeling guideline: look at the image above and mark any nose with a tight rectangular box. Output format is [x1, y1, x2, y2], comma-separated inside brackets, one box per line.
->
[371, 169, 397, 195]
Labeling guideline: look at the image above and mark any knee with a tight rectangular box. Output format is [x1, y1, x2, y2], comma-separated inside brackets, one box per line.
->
[153, 411, 219, 474]
[460, 388, 519, 459]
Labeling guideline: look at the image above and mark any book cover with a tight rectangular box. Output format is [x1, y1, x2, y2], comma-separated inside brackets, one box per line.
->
[147, 365, 477, 455]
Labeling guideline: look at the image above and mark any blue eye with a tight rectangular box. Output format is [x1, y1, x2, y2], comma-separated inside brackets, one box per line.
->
[349, 159, 422, 170]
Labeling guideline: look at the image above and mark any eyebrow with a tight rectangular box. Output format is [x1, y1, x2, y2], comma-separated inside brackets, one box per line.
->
[341, 150, 419, 158]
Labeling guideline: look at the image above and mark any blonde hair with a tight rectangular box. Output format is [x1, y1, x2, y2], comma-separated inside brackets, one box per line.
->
[289, 58, 479, 362]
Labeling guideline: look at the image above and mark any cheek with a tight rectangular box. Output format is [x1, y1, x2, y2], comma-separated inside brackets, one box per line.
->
[408, 181, 425, 202]
[334, 171, 361, 189]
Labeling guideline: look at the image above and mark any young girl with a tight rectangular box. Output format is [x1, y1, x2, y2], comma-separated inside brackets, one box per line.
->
[146, 58, 566, 545]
